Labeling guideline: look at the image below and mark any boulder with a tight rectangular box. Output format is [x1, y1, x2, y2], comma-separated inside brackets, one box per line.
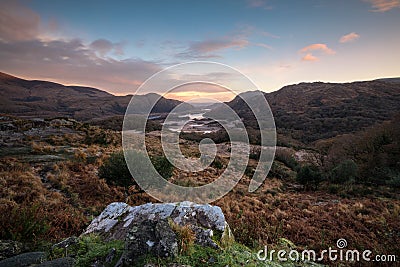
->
[0, 251, 45, 267]
[115, 219, 178, 266]
[83, 201, 234, 262]
[36, 257, 74, 267]
[0, 240, 28, 261]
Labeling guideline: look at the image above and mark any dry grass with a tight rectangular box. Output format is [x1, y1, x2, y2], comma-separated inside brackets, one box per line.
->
[169, 219, 196, 255]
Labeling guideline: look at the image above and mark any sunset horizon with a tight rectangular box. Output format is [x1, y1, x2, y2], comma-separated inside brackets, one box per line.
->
[1, 0, 399, 101]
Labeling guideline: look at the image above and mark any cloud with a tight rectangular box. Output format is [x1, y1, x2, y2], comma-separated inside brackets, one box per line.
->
[340, 32, 360, 43]
[299, 43, 335, 63]
[90, 39, 125, 56]
[0, 1, 161, 95]
[300, 43, 336, 55]
[0, 0, 40, 42]
[302, 53, 319, 62]
[0, 38, 161, 94]
[177, 38, 249, 59]
[364, 0, 400, 12]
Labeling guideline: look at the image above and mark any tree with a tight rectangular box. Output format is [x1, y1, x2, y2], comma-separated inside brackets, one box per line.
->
[98, 151, 134, 189]
[330, 159, 358, 183]
[98, 151, 174, 192]
[296, 165, 322, 190]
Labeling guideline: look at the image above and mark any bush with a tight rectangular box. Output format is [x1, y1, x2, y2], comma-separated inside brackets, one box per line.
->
[151, 155, 174, 180]
[296, 165, 322, 190]
[99, 151, 174, 190]
[98, 151, 134, 189]
[330, 159, 358, 183]
[1, 203, 49, 242]
[211, 157, 224, 169]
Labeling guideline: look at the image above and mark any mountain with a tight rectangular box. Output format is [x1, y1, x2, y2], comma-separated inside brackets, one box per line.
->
[223, 80, 400, 143]
[0, 72, 192, 120]
[375, 77, 400, 84]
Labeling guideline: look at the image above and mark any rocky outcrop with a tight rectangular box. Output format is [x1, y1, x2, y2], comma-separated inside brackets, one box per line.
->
[0, 252, 45, 267]
[0, 240, 29, 261]
[83, 201, 234, 264]
[0, 202, 234, 267]
[115, 219, 179, 266]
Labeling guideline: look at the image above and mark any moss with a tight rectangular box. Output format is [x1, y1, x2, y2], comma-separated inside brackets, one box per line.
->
[134, 242, 323, 267]
[48, 235, 124, 267]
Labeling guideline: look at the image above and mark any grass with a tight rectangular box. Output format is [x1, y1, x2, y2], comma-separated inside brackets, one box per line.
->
[49, 234, 124, 267]
[1, 115, 399, 265]
[169, 219, 196, 255]
[135, 242, 323, 267]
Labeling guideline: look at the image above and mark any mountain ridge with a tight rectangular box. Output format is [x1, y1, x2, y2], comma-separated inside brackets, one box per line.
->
[1, 71, 400, 143]
[0, 72, 192, 120]
[226, 80, 400, 143]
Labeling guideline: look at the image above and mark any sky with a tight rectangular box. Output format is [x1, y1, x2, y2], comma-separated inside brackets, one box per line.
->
[0, 0, 399, 101]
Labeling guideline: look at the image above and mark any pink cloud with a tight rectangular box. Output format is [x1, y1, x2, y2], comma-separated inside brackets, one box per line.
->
[0, 1, 158, 95]
[0, 0, 40, 42]
[340, 32, 360, 43]
[299, 43, 335, 63]
[365, 0, 400, 12]
[302, 53, 319, 62]
[300, 43, 336, 55]
[177, 38, 249, 59]
[191, 39, 249, 53]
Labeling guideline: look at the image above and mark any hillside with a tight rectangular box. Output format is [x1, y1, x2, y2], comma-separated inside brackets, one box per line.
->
[0, 72, 192, 121]
[2, 72, 400, 143]
[226, 81, 400, 143]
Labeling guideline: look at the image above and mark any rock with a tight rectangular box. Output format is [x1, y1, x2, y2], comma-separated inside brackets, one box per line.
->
[83, 201, 233, 249]
[0, 251, 45, 267]
[116, 219, 178, 266]
[0, 240, 28, 261]
[52, 236, 78, 249]
[90, 247, 117, 267]
[36, 257, 74, 267]
[83, 202, 234, 264]
[104, 247, 116, 263]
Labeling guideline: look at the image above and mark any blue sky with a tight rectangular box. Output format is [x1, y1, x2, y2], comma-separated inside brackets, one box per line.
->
[0, 0, 399, 99]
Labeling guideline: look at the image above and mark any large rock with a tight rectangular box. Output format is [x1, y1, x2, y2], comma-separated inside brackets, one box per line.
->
[0, 240, 29, 261]
[0, 252, 45, 267]
[83, 201, 234, 260]
[115, 219, 179, 266]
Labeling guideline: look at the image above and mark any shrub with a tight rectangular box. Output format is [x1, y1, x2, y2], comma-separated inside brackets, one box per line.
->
[211, 158, 224, 169]
[99, 151, 174, 190]
[151, 155, 174, 180]
[98, 151, 134, 189]
[330, 159, 358, 183]
[1, 203, 49, 242]
[296, 165, 322, 190]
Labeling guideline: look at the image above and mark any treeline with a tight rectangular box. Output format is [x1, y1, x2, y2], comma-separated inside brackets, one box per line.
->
[320, 114, 400, 187]
[290, 115, 400, 191]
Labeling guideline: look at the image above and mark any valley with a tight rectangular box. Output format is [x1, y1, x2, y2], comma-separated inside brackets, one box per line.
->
[1, 72, 400, 265]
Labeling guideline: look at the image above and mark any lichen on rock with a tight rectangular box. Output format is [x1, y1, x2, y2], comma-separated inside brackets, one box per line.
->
[82, 201, 234, 264]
